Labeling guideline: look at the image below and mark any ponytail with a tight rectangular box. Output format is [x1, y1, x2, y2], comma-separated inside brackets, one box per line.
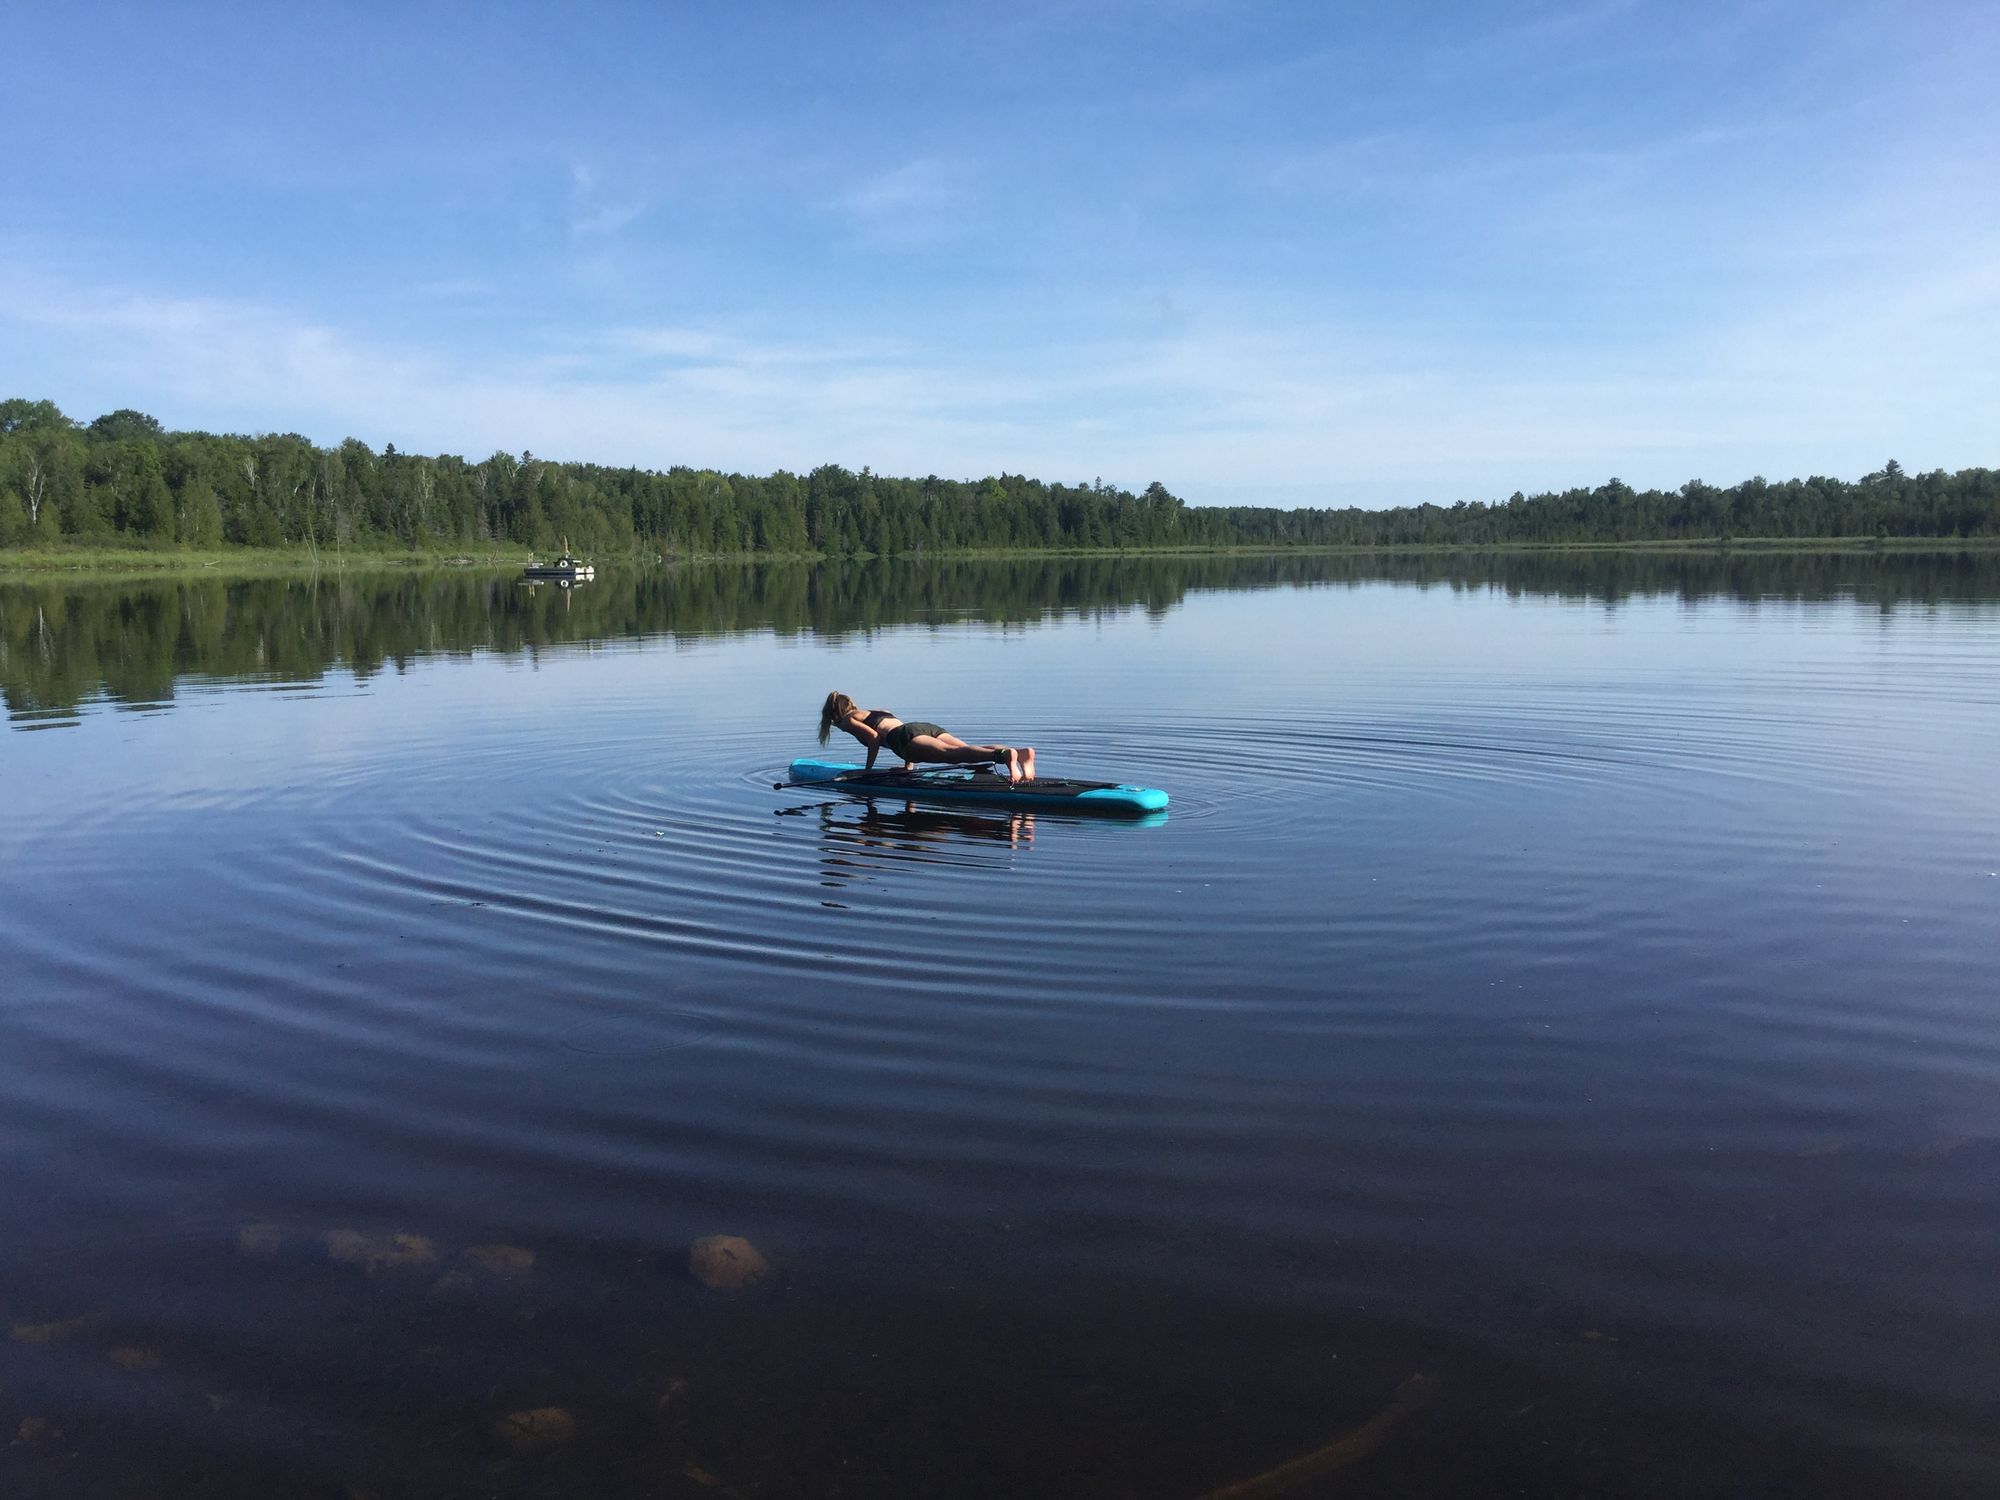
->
[818, 691, 855, 745]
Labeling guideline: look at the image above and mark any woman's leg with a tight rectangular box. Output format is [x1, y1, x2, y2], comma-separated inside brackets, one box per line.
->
[939, 732, 1034, 781]
[904, 734, 1017, 778]
[934, 733, 1011, 758]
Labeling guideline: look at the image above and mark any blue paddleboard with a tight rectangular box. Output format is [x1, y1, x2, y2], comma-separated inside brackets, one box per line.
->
[787, 759, 1168, 816]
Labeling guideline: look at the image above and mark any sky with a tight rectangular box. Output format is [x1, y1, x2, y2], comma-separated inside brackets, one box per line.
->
[3, 0, 1996, 508]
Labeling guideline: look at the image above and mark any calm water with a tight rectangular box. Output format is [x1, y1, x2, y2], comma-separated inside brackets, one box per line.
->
[3, 553, 1998, 1499]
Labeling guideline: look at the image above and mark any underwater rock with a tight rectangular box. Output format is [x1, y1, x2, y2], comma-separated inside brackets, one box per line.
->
[678, 1459, 758, 1499]
[14, 1416, 50, 1444]
[324, 1230, 440, 1272]
[1194, 1372, 1436, 1500]
[427, 1269, 480, 1303]
[492, 1406, 576, 1454]
[236, 1223, 283, 1258]
[108, 1345, 162, 1372]
[9, 1316, 90, 1345]
[688, 1235, 768, 1290]
[463, 1243, 536, 1277]
[432, 1243, 536, 1302]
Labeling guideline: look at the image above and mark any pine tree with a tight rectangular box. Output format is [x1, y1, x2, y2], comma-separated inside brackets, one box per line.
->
[0, 488, 26, 545]
[134, 458, 175, 541]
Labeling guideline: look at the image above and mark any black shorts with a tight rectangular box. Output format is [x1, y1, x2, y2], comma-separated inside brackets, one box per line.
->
[883, 721, 945, 757]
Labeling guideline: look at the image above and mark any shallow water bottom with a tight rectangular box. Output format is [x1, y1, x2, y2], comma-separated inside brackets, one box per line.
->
[3, 557, 1998, 1497]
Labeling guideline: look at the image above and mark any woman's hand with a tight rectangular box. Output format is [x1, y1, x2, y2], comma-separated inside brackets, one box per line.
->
[840, 711, 881, 769]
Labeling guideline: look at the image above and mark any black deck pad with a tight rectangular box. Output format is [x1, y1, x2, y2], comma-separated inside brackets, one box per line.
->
[833, 768, 1122, 798]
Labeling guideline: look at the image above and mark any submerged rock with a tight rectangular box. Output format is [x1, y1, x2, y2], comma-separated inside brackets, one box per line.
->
[427, 1269, 480, 1304]
[688, 1235, 768, 1290]
[237, 1223, 284, 1258]
[9, 1316, 91, 1345]
[463, 1243, 536, 1277]
[324, 1230, 440, 1272]
[14, 1416, 51, 1444]
[431, 1242, 536, 1302]
[108, 1345, 162, 1372]
[492, 1406, 576, 1454]
[1193, 1372, 1436, 1500]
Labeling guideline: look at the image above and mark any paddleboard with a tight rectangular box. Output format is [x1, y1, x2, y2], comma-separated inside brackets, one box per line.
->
[787, 759, 1168, 816]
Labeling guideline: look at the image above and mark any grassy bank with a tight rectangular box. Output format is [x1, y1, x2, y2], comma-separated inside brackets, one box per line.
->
[0, 544, 536, 580]
[911, 535, 2000, 560]
[4, 534, 1998, 582]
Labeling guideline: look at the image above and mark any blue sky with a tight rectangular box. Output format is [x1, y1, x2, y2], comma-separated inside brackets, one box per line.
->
[3, 1, 1996, 506]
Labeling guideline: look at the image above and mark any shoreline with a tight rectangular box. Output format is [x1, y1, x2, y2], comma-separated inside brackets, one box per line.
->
[4, 534, 1998, 582]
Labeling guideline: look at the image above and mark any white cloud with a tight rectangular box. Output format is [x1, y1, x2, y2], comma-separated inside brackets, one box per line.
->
[833, 157, 967, 247]
[606, 326, 903, 370]
[568, 161, 648, 241]
[2, 244, 1994, 507]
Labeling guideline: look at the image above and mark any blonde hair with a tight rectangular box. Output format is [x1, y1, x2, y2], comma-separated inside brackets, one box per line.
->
[818, 691, 856, 745]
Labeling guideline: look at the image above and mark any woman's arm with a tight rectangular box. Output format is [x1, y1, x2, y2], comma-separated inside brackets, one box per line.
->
[839, 712, 882, 769]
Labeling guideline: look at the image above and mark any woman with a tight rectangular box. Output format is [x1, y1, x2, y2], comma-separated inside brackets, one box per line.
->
[818, 692, 1036, 782]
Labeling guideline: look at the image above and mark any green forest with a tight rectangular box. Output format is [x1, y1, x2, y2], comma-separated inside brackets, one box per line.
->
[3, 397, 1996, 557]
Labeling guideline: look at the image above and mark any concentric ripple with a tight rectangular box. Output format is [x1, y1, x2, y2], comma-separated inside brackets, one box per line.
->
[2, 571, 1999, 1499]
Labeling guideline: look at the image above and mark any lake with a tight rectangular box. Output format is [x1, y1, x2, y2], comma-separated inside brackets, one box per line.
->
[2, 552, 1997, 1499]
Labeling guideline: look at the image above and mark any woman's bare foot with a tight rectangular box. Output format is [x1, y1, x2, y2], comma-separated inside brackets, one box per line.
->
[1018, 747, 1036, 781]
[1003, 747, 1022, 782]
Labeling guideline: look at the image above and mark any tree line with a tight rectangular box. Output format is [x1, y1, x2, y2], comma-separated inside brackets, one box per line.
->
[3, 397, 1996, 555]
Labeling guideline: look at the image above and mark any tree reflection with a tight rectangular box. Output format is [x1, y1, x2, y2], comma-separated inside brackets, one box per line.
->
[6, 550, 1999, 723]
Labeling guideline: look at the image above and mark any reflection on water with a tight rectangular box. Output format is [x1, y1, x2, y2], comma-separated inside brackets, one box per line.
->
[3, 553, 1999, 1497]
[6, 548, 2000, 726]
[803, 801, 1040, 893]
